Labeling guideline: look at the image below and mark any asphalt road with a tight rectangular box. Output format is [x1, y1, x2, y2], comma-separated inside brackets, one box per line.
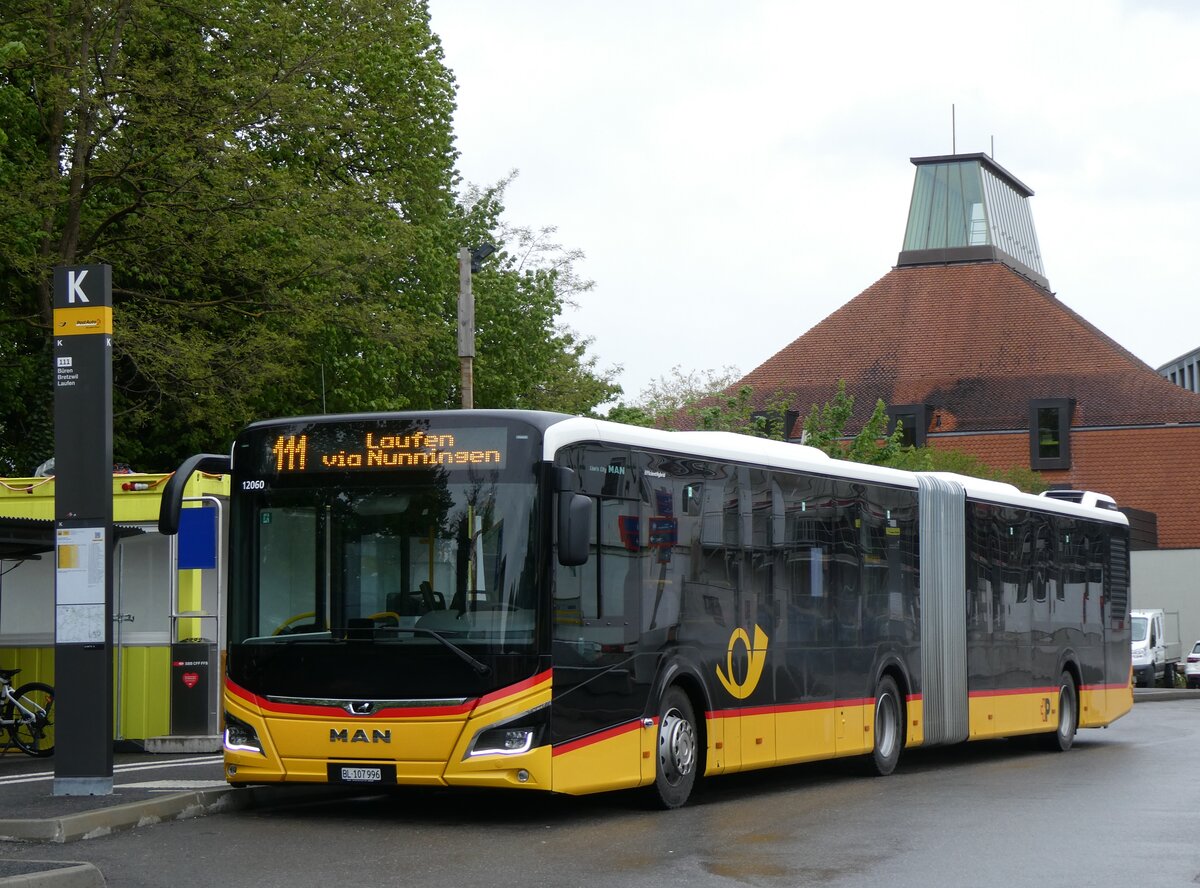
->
[3, 701, 1199, 888]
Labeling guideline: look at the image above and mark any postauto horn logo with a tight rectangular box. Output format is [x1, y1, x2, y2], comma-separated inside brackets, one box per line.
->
[715, 625, 769, 700]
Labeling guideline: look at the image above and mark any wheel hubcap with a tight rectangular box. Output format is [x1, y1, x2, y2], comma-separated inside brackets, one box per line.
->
[659, 708, 696, 786]
[876, 694, 898, 757]
[1059, 685, 1074, 738]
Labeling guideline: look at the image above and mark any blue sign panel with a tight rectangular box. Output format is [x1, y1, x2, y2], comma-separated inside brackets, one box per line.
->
[178, 507, 217, 570]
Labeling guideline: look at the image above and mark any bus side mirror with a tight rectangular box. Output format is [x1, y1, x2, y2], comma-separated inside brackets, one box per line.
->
[558, 493, 592, 567]
[159, 453, 231, 535]
[554, 466, 591, 567]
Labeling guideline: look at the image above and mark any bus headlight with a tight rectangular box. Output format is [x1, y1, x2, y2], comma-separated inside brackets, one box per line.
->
[465, 704, 548, 758]
[224, 712, 264, 754]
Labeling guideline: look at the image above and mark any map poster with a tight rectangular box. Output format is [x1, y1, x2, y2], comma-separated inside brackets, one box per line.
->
[55, 526, 106, 644]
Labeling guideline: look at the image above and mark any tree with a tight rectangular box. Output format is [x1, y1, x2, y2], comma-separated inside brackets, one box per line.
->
[885, 446, 1047, 494]
[802, 380, 903, 465]
[613, 364, 742, 424]
[0, 2, 616, 473]
[606, 364, 773, 431]
[802, 381, 1047, 492]
[607, 370, 1046, 493]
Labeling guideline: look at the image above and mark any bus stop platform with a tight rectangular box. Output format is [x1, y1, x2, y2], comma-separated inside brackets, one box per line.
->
[0, 749, 232, 843]
[0, 748, 365, 885]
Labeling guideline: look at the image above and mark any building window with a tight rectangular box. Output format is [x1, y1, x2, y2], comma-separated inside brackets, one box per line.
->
[886, 404, 930, 448]
[1029, 398, 1073, 470]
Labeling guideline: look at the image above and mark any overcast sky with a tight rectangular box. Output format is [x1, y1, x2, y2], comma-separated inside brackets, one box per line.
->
[428, 1, 1200, 405]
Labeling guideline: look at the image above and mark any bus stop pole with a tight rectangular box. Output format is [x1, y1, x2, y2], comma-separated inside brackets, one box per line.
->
[52, 264, 114, 796]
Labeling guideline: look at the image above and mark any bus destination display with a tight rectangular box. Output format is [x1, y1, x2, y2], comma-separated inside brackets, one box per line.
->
[267, 426, 508, 474]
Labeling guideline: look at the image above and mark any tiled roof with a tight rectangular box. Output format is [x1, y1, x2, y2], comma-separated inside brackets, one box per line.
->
[732, 262, 1200, 434]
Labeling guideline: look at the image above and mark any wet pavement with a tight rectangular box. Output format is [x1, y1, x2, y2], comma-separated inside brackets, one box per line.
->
[0, 749, 230, 885]
[0, 687, 1195, 885]
[0, 750, 228, 830]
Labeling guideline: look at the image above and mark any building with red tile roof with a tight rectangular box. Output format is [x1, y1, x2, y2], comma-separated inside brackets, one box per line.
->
[725, 153, 1200, 551]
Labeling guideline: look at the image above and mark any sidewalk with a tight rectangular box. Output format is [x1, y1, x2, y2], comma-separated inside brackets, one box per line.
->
[0, 749, 233, 886]
[0, 749, 232, 841]
[0, 747, 363, 885]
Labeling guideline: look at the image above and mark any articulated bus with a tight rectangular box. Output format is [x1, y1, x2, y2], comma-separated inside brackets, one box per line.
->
[160, 410, 1132, 808]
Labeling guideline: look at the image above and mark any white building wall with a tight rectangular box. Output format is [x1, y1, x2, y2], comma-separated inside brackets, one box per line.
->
[1131, 549, 1200, 650]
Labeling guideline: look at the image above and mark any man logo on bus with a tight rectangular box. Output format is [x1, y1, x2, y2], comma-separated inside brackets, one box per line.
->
[716, 625, 769, 700]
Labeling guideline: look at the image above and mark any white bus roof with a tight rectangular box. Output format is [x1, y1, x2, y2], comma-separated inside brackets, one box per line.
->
[543, 416, 1128, 526]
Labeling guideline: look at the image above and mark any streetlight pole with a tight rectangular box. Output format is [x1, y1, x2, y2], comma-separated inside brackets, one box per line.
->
[457, 247, 473, 409]
[457, 243, 495, 410]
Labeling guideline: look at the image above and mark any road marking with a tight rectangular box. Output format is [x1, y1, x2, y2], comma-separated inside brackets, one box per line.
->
[0, 755, 223, 787]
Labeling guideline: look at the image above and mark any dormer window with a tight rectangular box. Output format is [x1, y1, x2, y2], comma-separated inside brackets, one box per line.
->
[886, 404, 930, 448]
[1029, 398, 1074, 470]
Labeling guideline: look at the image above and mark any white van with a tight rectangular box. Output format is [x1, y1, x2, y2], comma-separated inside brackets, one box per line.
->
[1131, 609, 1182, 687]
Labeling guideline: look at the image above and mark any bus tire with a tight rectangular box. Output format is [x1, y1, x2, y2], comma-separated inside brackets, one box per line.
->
[1045, 671, 1077, 752]
[651, 686, 699, 809]
[869, 675, 903, 776]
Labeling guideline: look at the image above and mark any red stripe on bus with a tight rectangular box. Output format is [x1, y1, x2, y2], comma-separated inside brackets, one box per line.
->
[706, 697, 874, 720]
[968, 686, 1059, 699]
[552, 718, 646, 757]
[477, 669, 552, 706]
[225, 673, 548, 719]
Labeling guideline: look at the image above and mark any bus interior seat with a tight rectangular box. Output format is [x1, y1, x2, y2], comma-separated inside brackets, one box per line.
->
[415, 609, 469, 633]
[420, 581, 445, 611]
[387, 583, 445, 617]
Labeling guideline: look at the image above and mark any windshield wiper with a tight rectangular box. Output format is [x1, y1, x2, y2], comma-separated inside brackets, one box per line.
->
[408, 627, 490, 676]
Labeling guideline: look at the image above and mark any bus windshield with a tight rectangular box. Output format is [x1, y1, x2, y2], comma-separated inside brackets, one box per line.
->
[236, 477, 537, 648]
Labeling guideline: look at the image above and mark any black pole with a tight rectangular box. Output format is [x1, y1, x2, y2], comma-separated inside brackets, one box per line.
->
[52, 264, 114, 796]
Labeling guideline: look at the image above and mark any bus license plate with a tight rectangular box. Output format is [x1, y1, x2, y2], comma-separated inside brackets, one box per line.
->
[327, 763, 396, 784]
[341, 766, 381, 783]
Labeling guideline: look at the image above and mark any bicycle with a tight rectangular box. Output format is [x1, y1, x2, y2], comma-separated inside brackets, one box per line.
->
[0, 668, 54, 757]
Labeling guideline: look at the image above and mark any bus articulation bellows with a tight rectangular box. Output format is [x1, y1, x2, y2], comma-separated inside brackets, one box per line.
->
[160, 410, 1132, 808]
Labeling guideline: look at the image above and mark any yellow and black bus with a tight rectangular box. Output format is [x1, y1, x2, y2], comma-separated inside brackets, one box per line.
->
[160, 410, 1132, 808]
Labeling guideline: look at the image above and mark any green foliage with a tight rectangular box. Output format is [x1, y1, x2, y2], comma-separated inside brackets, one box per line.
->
[886, 447, 1048, 494]
[607, 364, 742, 426]
[0, 1, 615, 473]
[686, 386, 794, 440]
[606, 371, 1050, 495]
[605, 364, 801, 439]
[802, 380, 904, 465]
[802, 380, 1048, 493]
[604, 404, 655, 427]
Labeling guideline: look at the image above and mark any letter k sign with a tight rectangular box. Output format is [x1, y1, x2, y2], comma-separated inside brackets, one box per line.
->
[67, 269, 90, 303]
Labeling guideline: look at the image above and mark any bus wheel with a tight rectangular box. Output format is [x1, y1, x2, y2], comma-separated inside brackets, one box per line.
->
[1045, 672, 1077, 752]
[652, 687, 698, 809]
[870, 675, 903, 776]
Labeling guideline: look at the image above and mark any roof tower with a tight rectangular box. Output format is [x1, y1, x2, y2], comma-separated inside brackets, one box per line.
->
[897, 153, 1048, 290]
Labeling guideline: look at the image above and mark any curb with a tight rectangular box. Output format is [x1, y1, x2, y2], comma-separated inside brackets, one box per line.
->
[0, 863, 105, 887]
[0, 784, 362, 846]
[1134, 687, 1200, 702]
[0, 786, 239, 844]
